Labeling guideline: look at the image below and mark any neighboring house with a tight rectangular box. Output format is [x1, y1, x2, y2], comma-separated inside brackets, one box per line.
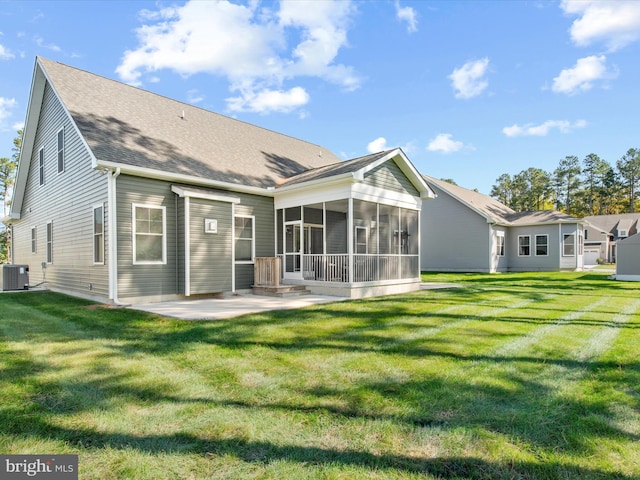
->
[583, 214, 640, 264]
[615, 233, 640, 281]
[421, 176, 585, 272]
[6, 57, 433, 303]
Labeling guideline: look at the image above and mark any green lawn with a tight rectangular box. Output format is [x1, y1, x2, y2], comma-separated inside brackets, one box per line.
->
[1, 272, 639, 479]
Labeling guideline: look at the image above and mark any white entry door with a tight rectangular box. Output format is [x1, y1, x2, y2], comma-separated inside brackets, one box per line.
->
[284, 221, 302, 279]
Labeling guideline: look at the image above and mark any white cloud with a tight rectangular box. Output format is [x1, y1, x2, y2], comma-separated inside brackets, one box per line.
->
[12, 121, 24, 131]
[116, 0, 360, 114]
[186, 89, 204, 104]
[395, 1, 418, 33]
[0, 97, 17, 126]
[0, 44, 14, 60]
[502, 119, 587, 137]
[449, 58, 490, 99]
[227, 86, 309, 114]
[367, 137, 388, 153]
[427, 133, 464, 153]
[552, 55, 615, 95]
[34, 35, 61, 52]
[561, 0, 640, 51]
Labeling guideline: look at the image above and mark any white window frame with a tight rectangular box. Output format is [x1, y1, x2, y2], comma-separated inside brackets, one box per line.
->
[132, 203, 167, 265]
[496, 232, 505, 257]
[46, 221, 53, 264]
[57, 127, 65, 174]
[31, 226, 37, 254]
[518, 235, 531, 256]
[535, 234, 548, 256]
[38, 147, 45, 186]
[93, 204, 105, 265]
[234, 214, 255, 264]
[618, 229, 628, 238]
[563, 233, 575, 257]
[355, 226, 368, 254]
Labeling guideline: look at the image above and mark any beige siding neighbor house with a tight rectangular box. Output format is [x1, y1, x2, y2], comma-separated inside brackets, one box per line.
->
[6, 57, 434, 303]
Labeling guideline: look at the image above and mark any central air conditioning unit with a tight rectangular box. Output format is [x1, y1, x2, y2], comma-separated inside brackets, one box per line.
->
[0, 264, 30, 291]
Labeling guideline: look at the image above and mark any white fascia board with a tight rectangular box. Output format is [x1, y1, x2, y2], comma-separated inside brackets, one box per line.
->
[352, 183, 422, 210]
[275, 183, 352, 210]
[95, 160, 272, 197]
[274, 171, 356, 194]
[171, 185, 240, 204]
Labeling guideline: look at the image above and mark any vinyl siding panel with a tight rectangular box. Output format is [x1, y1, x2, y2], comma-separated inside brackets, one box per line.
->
[189, 198, 232, 294]
[420, 185, 491, 272]
[116, 175, 178, 300]
[364, 160, 420, 196]
[11, 82, 109, 298]
[234, 192, 275, 290]
[617, 234, 640, 276]
[507, 225, 560, 271]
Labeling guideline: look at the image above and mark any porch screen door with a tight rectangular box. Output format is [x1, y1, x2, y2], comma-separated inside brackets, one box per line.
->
[284, 221, 302, 279]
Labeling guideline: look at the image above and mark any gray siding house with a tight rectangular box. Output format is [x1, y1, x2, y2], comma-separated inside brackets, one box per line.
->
[421, 177, 584, 273]
[7, 58, 433, 303]
[583, 214, 640, 264]
[615, 233, 640, 281]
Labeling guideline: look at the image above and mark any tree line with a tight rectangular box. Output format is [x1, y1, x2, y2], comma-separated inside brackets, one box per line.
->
[0, 130, 22, 263]
[490, 148, 640, 217]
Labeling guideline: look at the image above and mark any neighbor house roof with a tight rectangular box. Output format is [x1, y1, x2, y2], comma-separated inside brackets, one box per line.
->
[584, 214, 640, 236]
[33, 57, 342, 189]
[424, 176, 583, 226]
[423, 176, 516, 224]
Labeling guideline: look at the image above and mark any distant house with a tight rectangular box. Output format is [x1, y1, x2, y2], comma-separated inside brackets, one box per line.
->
[6, 57, 434, 303]
[615, 233, 640, 281]
[421, 176, 585, 272]
[583, 214, 640, 264]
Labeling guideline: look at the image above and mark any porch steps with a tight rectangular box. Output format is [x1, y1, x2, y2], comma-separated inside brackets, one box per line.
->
[252, 284, 312, 298]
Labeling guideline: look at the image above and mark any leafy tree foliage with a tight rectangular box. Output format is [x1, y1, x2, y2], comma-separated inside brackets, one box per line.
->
[491, 147, 639, 216]
[0, 129, 22, 263]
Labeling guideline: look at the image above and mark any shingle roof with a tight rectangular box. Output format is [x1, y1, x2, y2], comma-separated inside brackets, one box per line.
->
[279, 150, 392, 187]
[38, 57, 341, 189]
[424, 176, 582, 226]
[584, 214, 640, 235]
[423, 176, 515, 223]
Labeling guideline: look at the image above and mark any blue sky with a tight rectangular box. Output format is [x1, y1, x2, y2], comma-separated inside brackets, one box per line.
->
[1, 0, 639, 194]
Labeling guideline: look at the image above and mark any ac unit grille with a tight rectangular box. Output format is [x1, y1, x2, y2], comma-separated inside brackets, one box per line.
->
[0, 265, 30, 291]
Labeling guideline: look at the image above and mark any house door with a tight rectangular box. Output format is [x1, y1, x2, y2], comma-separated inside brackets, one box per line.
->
[284, 221, 302, 279]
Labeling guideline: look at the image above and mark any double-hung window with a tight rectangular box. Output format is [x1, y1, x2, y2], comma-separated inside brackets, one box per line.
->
[518, 235, 530, 256]
[535, 234, 548, 256]
[31, 226, 37, 254]
[38, 148, 45, 186]
[496, 232, 505, 256]
[93, 205, 104, 264]
[234, 215, 254, 262]
[57, 128, 65, 173]
[563, 233, 575, 256]
[46, 221, 53, 263]
[133, 204, 166, 264]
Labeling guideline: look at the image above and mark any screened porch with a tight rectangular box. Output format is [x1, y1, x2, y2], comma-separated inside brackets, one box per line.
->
[275, 199, 419, 284]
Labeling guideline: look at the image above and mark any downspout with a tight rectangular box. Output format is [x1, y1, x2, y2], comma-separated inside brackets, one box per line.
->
[184, 196, 191, 296]
[231, 202, 236, 293]
[107, 167, 127, 305]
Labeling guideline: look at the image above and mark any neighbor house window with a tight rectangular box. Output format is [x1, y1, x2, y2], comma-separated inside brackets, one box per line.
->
[38, 148, 44, 186]
[355, 226, 368, 254]
[234, 215, 254, 262]
[496, 232, 505, 256]
[31, 226, 37, 254]
[563, 233, 575, 256]
[93, 205, 104, 264]
[518, 235, 530, 256]
[535, 234, 548, 256]
[57, 128, 65, 173]
[46, 221, 53, 263]
[133, 204, 166, 264]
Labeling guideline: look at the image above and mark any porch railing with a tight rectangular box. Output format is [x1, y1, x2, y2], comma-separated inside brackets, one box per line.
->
[300, 254, 419, 283]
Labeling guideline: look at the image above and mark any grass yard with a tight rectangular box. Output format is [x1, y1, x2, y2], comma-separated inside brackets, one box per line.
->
[1, 271, 639, 479]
